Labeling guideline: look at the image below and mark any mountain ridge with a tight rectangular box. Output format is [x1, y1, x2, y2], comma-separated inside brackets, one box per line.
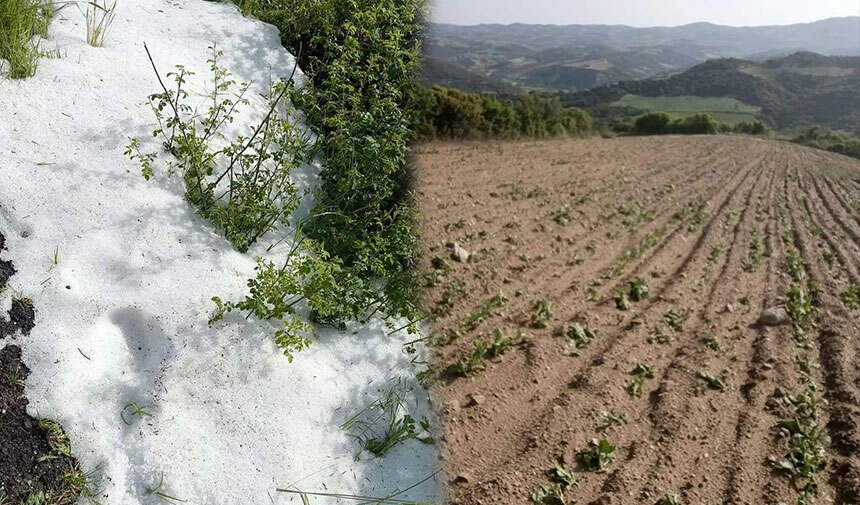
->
[423, 17, 860, 92]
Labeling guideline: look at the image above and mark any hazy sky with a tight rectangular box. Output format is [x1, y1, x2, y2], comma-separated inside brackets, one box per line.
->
[430, 0, 860, 27]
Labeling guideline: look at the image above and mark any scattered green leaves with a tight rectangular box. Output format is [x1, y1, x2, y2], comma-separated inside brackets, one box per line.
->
[462, 292, 508, 331]
[566, 323, 597, 356]
[697, 371, 726, 392]
[530, 299, 553, 329]
[598, 409, 628, 430]
[664, 309, 686, 332]
[614, 292, 630, 311]
[531, 484, 565, 505]
[452, 340, 488, 377]
[770, 419, 829, 505]
[576, 438, 616, 472]
[628, 277, 649, 302]
[630, 362, 655, 379]
[655, 494, 680, 505]
[840, 282, 859, 310]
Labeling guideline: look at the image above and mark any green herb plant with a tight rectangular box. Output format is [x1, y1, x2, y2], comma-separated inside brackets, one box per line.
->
[576, 438, 616, 472]
[340, 382, 434, 459]
[530, 299, 553, 328]
[566, 323, 597, 356]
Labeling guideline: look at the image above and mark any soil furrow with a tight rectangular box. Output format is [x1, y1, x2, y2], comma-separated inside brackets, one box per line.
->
[439, 150, 764, 493]
[616, 150, 781, 503]
[416, 137, 860, 505]
[783, 169, 856, 504]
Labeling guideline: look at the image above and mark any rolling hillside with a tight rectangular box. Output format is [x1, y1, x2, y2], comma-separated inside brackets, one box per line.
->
[423, 17, 860, 92]
[566, 52, 860, 133]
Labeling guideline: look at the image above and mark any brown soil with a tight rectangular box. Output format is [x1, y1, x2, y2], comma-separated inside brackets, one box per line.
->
[0, 231, 82, 504]
[413, 136, 860, 505]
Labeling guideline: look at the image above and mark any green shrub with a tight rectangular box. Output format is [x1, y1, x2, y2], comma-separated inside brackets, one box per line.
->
[0, 0, 52, 78]
[670, 113, 718, 134]
[244, 0, 425, 329]
[732, 120, 768, 135]
[792, 126, 860, 160]
[129, 46, 365, 360]
[634, 112, 719, 135]
[424, 86, 487, 137]
[633, 112, 672, 134]
[128, 46, 307, 253]
[610, 120, 633, 134]
[412, 85, 592, 140]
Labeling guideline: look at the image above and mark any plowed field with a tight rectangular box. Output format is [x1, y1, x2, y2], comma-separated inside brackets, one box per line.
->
[415, 136, 860, 505]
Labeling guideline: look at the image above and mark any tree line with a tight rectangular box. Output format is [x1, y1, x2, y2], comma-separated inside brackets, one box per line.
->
[412, 86, 593, 139]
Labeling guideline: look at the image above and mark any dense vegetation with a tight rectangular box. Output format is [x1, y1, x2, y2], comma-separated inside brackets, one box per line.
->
[792, 127, 860, 160]
[0, 0, 52, 78]
[130, 0, 434, 358]
[608, 112, 768, 136]
[413, 86, 592, 139]
[230, 0, 426, 339]
[634, 113, 717, 135]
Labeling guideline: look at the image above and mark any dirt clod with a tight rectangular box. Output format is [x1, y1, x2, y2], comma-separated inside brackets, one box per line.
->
[467, 393, 486, 407]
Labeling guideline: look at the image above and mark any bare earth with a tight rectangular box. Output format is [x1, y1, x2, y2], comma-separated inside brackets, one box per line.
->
[414, 136, 860, 505]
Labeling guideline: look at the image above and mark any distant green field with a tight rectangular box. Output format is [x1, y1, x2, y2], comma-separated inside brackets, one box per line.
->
[611, 94, 761, 125]
[741, 65, 855, 79]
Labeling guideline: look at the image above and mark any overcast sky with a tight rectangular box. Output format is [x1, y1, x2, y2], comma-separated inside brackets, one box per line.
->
[430, 0, 860, 27]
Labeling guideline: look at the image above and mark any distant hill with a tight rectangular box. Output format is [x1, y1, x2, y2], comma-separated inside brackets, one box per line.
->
[565, 52, 860, 133]
[420, 56, 520, 95]
[423, 17, 860, 91]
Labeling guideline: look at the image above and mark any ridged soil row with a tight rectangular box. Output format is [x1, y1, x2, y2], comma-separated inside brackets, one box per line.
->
[788, 158, 860, 503]
[453, 144, 769, 504]
[490, 140, 741, 297]
[721, 159, 797, 505]
[446, 148, 764, 490]
[613, 149, 788, 504]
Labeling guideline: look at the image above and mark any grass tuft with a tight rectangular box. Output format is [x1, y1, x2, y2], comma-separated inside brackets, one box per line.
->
[341, 381, 433, 459]
[0, 0, 53, 78]
[84, 0, 116, 47]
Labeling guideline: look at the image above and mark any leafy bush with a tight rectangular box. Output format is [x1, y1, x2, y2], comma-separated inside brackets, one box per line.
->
[419, 86, 486, 137]
[413, 86, 592, 139]
[633, 112, 672, 134]
[129, 46, 388, 360]
[244, 0, 426, 330]
[634, 112, 718, 135]
[670, 113, 719, 134]
[792, 126, 860, 160]
[0, 0, 52, 78]
[732, 120, 768, 135]
[128, 46, 306, 252]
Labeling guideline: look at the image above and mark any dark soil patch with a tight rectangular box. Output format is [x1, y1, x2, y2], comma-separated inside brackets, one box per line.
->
[8, 298, 36, 334]
[0, 232, 81, 504]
